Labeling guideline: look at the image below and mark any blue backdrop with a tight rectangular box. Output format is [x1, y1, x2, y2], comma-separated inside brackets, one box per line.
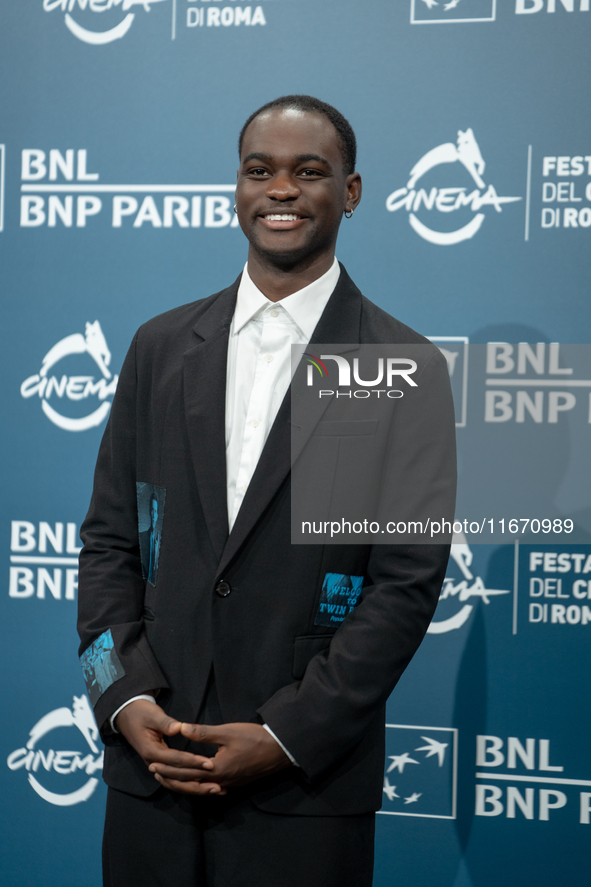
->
[1, 1, 590, 884]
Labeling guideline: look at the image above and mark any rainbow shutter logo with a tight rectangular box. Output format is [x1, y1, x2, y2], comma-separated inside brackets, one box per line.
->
[303, 353, 329, 385]
[301, 351, 419, 399]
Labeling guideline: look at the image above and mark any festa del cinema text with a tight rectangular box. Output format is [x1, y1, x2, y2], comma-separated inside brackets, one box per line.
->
[540, 155, 591, 230]
[528, 550, 591, 627]
[19, 149, 240, 230]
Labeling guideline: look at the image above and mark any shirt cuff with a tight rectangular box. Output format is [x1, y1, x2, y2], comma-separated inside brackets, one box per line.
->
[110, 695, 157, 733]
[263, 723, 299, 767]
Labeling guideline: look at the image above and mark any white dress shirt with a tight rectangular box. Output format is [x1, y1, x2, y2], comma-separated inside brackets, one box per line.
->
[225, 257, 340, 530]
[112, 258, 341, 763]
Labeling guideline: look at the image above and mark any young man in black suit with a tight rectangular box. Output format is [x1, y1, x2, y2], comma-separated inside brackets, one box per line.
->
[78, 95, 456, 887]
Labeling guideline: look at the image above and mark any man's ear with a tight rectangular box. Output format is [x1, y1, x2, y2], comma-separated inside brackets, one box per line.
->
[345, 172, 362, 213]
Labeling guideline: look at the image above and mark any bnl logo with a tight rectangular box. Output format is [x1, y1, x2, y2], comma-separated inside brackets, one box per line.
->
[379, 725, 458, 819]
[411, 0, 496, 23]
[476, 735, 591, 824]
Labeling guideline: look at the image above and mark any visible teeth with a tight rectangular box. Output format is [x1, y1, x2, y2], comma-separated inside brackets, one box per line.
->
[264, 214, 300, 221]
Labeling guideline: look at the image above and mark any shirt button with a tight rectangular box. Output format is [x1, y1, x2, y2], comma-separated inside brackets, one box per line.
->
[265, 354, 274, 363]
[215, 580, 231, 598]
[270, 309, 279, 317]
[252, 419, 259, 428]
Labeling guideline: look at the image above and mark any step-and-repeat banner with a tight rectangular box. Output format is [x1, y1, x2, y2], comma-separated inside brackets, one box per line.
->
[1, 2, 590, 885]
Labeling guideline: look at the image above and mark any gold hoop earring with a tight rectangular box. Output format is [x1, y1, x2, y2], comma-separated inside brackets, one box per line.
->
[344, 208, 353, 219]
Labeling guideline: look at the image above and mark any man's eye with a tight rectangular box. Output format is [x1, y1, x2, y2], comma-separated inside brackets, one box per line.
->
[249, 168, 269, 176]
[300, 169, 322, 177]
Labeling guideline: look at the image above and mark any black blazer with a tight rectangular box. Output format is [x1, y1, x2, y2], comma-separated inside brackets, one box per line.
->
[77, 265, 456, 816]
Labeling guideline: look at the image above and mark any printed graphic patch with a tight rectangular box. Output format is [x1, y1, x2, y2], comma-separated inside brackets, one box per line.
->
[314, 573, 364, 627]
[80, 629, 125, 706]
[137, 482, 166, 586]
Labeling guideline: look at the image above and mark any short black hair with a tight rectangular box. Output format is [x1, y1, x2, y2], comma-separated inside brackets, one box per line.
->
[238, 95, 357, 176]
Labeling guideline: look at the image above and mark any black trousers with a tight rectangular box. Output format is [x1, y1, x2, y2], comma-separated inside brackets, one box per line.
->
[103, 672, 375, 886]
[103, 785, 375, 887]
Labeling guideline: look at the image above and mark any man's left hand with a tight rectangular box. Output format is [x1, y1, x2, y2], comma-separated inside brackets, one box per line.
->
[148, 723, 292, 794]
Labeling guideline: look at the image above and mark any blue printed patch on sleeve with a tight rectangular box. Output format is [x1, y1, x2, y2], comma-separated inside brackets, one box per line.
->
[314, 573, 364, 627]
[137, 481, 166, 587]
[80, 629, 126, 707]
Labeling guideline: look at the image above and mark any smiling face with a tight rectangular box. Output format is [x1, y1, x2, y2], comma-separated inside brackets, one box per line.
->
[235, 108, 361, 270]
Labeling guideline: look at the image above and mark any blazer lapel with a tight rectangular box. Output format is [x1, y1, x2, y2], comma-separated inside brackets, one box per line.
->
[183, 281, 238, 561]
[215, 264, 363, 579]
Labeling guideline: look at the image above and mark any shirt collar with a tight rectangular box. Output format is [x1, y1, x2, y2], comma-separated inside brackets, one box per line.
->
[232, 257, 341, 340]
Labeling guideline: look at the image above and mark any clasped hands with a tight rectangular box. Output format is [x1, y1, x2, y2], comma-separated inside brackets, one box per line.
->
[115, 699, 292, 796]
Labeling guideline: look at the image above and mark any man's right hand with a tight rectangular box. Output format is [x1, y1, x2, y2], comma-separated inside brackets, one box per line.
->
[115, 699, 226, 795]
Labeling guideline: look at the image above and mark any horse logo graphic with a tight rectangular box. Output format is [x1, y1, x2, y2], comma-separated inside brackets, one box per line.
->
[21, 320, 118, 432]
[386, 128, 520, 245]
[456, 128, 486, 188]
[40, 321, 112, 381]
[407, 128, 486, 191]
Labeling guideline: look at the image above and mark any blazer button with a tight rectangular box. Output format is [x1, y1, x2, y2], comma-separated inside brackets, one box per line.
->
[215, 580, 231, 598]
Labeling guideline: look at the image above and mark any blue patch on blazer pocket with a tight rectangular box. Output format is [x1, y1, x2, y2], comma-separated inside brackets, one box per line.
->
[80, 629, 126, 707]
[314, 573, 364, 627]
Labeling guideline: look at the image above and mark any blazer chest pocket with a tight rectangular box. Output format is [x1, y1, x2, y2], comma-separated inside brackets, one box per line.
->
[292, 634, 334, 680]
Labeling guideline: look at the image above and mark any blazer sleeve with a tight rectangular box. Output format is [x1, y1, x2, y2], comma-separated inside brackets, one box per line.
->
[258, 349, 456, 780]
[77, 331, 169, 733]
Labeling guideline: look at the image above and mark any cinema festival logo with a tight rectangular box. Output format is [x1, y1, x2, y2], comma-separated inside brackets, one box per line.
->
[386, 129, 521, 245]
[428, 541, 511, 633]
[43, 0, 167, 45]
[6, 695, 103, 806]
[20, 320, 118, 432]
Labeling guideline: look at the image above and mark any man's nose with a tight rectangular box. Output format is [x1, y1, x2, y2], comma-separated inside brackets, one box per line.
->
[265, 172, 301, 201]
